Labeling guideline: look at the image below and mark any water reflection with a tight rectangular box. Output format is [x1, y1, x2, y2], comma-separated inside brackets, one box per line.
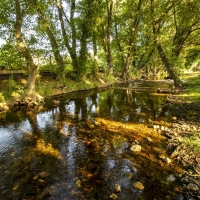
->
[0, 88, 184, 199]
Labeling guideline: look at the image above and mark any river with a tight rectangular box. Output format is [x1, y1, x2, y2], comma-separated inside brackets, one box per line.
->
[0, 81, 186, 200]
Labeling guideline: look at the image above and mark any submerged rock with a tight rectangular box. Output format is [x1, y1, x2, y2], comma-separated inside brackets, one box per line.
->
[110, 193, 117, 199]
[114, 184, 121, 193]
[130, 144, 141, 152]
[38, 171, 50, 178]
[146, 137, 153, 142]
[187, 183, 199, 191]
[52, 100, 60, 106]
[163, 157, 171, 164]
[167, 174, 176, 182]
[133, 182, 144, 190]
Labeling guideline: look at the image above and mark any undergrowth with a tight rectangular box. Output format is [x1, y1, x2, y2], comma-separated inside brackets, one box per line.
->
[181, 132, 200, 153]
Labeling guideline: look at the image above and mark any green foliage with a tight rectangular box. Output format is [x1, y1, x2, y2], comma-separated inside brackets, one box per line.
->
[179, 75, 200, 101]
[69, 80, 98, 91]
[40, 63, 57, 72]
[0, 0, 200, 93]
[37, 83, 53, 96]
[2, 77, 17, 100]
[0, 43, 26, 69]
[181, 132, 200, 153]
[187, 76, 200, 88]
[0, 93, 5, 103]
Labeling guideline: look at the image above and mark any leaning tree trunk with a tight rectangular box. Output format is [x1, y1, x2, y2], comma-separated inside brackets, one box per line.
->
[15, 0, 43, 102]
[157, 43, 180, 87]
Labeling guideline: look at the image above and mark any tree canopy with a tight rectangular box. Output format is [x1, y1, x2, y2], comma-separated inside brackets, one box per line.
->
[0, 0, 200, 97]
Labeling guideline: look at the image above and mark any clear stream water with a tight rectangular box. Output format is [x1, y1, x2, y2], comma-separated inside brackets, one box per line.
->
[0, 81, 186, 200]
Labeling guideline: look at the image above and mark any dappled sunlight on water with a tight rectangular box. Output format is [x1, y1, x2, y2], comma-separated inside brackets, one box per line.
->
[0, 86, 185, 199]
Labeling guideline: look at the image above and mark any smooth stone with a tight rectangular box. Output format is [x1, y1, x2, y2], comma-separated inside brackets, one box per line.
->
[146, 137, 153, 142]
[187, 183, 199, 191]
[167, 174, 176, 182]
[163, 157, 171, 164]
[114, 184, 121, 193]
[133, 182, 144, 190]
[130, 144, 141, 152]
[109, 193, 117, 199]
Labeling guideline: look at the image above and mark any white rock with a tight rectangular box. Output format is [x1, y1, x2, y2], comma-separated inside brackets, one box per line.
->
[146, 137, 152, 142]
[130, 145, 142, 152]
[167, 174, 176, 182]
[163, 157, 171, 164]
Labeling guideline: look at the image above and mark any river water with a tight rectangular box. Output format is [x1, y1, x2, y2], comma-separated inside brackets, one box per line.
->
[0, 81, 185, 200]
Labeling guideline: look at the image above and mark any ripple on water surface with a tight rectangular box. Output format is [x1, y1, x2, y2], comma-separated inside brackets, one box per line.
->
[0, 88, 186, 199]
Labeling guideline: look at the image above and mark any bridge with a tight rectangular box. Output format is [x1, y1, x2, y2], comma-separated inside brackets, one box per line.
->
[0, 69, 56, 80]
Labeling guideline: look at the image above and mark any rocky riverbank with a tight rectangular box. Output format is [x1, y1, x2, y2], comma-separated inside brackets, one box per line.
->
[159, 96, 200, 199]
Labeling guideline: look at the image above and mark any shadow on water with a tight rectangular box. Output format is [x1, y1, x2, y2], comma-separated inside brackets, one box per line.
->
[0, 86, 186, 199]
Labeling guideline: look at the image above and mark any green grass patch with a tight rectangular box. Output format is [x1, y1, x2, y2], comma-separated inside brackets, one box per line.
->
[180, 75, 200, 101]
[180, 132, 200, 153]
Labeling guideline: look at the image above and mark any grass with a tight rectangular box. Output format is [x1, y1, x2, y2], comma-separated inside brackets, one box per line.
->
[35, 73, 118, 97]
[173, 74, 200, 154]
[180, 132, 200, 153]
[179, 74, 200, 101]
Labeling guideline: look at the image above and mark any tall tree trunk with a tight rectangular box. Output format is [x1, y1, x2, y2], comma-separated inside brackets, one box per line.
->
[32, 0, 65, 82]
[121, 0, 143, 81]
[77, 0, 94, 80]
[106, 0, 113, 74]
[56, 0, 79, 74]
[114, 11, 124, 67]
[150, 0, 180, 87]
[70, 0, 78, 72]
[91, 31, 99, 79]
[100, 0, 114, 75]
[78, 21, 88, 81]
[14, 0, 42, 101]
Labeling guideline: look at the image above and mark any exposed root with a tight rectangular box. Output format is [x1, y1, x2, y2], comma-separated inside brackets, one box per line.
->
[24, 91, 44, 102]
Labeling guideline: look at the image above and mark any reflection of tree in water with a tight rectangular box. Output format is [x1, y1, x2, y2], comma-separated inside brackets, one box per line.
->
[0, 89, 179, 199]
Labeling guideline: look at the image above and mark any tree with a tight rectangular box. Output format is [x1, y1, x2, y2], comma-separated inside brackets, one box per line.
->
[150, 0, 200, 87]
[31, 0, 65, 82]
[121, 0, 144, 81]
[14, 0, 43, 101]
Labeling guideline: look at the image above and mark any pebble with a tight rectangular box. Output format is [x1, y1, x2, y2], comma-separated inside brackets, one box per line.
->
[114, 184, 121, 193]
[163, 157, 171, 164]
[110, 193, 117, 199]
[146, 137, 152, 142]
[167, 174, 176, 182]
[187, 183, 199, 191]
[133, 182, 144, 190]
[39, 171, 50, 178]
[130, 144, 141, 152]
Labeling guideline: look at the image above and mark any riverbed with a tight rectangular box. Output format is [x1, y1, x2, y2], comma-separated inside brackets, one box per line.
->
[0, 81, 192, 199]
